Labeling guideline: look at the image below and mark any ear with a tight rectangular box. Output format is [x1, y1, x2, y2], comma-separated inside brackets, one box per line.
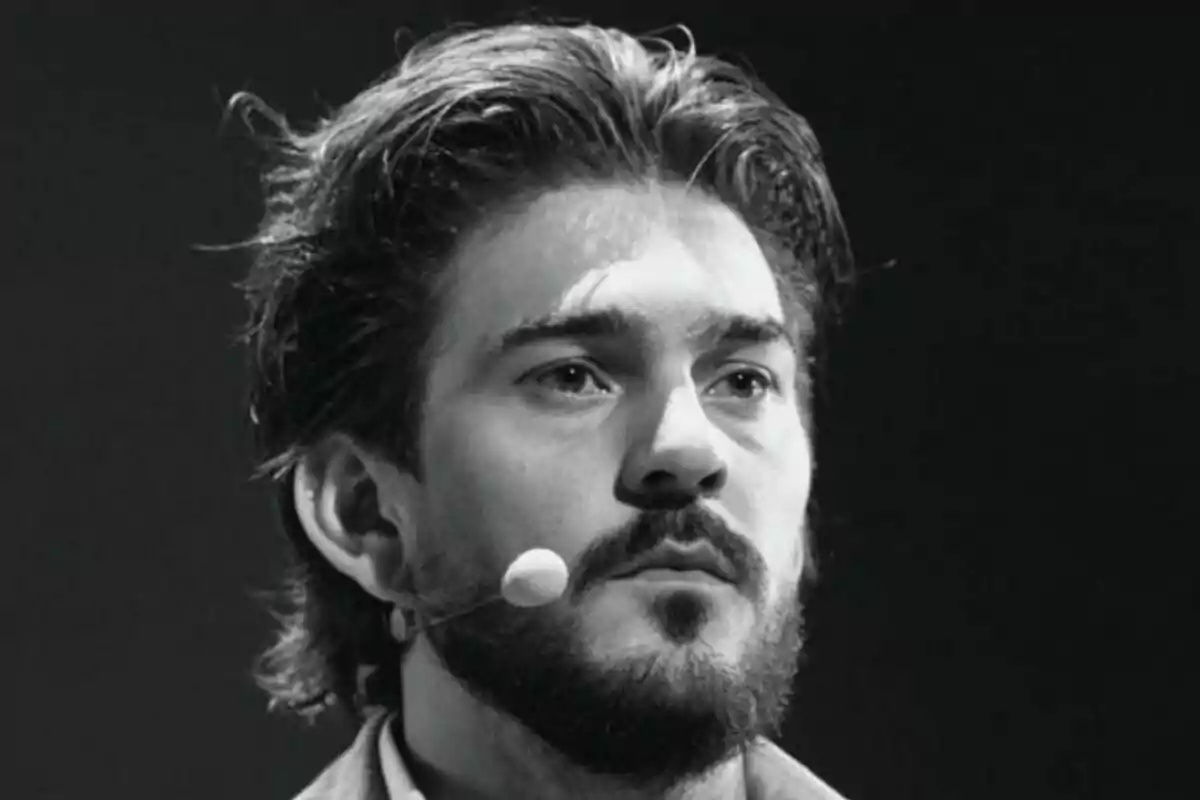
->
[292, 434, 421, 603]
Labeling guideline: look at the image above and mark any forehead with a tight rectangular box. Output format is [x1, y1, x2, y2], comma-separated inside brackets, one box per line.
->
[429, 181, 785, 381]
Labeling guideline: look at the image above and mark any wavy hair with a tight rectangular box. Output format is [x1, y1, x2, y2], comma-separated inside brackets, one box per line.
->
[228, 21, 852, 723]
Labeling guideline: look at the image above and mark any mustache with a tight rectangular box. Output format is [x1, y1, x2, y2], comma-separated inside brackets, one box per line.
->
[569, 506, 764, 600]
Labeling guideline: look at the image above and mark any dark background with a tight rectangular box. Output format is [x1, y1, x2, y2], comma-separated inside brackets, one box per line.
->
[4, 4, 1194, 799]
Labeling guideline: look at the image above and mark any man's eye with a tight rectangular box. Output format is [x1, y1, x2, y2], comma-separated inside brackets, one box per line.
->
[530, 362, 611, 396]
[709, 369, 774, 400]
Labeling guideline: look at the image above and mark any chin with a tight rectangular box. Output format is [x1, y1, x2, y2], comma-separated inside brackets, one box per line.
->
[579, 581, 753, 662]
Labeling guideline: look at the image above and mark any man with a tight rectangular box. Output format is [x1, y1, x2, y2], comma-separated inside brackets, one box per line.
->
[233, 20, 853, 800]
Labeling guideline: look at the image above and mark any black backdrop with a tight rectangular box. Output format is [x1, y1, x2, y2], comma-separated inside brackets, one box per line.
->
[4, 5, 1194, 799]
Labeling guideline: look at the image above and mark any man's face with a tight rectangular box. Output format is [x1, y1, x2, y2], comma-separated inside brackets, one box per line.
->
[408, 180, 813, 785]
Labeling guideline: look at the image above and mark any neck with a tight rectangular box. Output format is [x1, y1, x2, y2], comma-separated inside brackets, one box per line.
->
[399, 636, 748, 800]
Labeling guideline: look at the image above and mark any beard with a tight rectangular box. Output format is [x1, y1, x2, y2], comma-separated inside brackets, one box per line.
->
[412, 508, 809, 790]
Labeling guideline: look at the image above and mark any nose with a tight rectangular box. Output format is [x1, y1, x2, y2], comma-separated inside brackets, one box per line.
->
[616, 386, 728, 510]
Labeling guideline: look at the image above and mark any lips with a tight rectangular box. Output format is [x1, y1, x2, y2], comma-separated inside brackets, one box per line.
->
[610, 542, 736, 584]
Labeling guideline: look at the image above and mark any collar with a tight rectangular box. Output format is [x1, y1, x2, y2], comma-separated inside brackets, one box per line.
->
[378, 710, 422, 800]
[295, 708, 848, 800]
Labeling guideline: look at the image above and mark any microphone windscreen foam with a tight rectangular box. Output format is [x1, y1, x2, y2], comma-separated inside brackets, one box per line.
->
[500, 548, 569, 607]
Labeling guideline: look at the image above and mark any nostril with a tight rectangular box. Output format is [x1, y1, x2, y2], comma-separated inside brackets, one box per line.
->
[698, 470, 725, 493]
[642, 470, 675, 489]
[640, 468, 725, 495]
[619, 467, 720, 511]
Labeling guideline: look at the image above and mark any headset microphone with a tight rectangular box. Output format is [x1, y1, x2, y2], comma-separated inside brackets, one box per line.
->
[500, 548, 571, 607]
[395, 548, 569, 640]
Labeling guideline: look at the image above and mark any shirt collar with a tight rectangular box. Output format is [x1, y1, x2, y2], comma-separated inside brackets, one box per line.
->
[377, 711, 425, 800]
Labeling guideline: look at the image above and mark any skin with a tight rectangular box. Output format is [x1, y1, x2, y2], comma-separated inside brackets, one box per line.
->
[299, 179, 814, 799]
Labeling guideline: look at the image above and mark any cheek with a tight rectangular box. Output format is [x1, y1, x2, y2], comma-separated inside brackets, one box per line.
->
[746, 432, 813, 588]
[420, 402, 618, 565]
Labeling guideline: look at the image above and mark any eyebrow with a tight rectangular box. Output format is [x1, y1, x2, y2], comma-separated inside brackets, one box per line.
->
[487, 307, 797, 363]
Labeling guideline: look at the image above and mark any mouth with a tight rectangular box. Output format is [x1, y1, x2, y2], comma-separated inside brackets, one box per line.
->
[609, 543, 736, 584]
[615, 568, 728, 585]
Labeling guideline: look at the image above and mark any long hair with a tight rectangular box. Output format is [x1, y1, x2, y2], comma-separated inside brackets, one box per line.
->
[230, 21, 852, 723]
